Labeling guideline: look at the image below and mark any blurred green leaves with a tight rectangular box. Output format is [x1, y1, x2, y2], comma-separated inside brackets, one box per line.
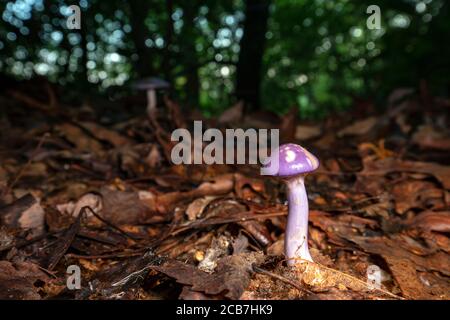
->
[0, 0, 448, 118]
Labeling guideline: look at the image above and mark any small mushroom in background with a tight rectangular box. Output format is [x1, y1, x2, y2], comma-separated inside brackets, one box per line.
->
[133, 77, 170, 117]
[263, 143, 319, 266]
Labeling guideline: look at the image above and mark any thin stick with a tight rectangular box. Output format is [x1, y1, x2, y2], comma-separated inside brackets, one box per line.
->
[47, 209, 83, 270]
[65, 251, 145, 260]
[172, 211, 287, 236]
[0, 230, 61, 252]
[83, 206, 141, 241]
[2, 133, 48, 197]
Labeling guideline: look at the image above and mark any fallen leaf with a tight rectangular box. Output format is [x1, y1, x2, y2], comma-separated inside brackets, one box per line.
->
[153, 252, 265, 299]
[101, 188, 165, 225]
[238, 220, 272, 246]
[186, 196, 217, 221]
[57, 192, 102, 218]
[361, 158, 450, 189]
[55, 123, 104, 155]
[412, 125, 450, 151]
[392, 180, 443, 214]
[384, 257, 448, 299]
[0, 261, 49, 299]
[85, 251, 163, 299]
[407, 211, 450, 233]
[0, 194, 45, 235]
[81, 122, 132, 147]
[338, 117, 378, 137]
[295, 125, 322, 140]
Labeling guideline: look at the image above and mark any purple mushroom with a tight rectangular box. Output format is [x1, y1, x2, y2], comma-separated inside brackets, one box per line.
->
[265, 143, 319, 265]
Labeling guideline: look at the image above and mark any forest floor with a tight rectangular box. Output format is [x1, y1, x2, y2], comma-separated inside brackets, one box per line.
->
[0, 80, 449, 300]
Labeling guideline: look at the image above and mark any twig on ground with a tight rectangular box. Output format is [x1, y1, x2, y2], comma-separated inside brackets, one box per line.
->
[2, 133, 49, 197]
[83, 206, 141, 241]
[252, 264, 315, 296]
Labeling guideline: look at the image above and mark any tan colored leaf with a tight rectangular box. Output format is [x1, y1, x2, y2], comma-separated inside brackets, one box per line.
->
[295, 125, 322, 140]
[338, 116, 377, 137]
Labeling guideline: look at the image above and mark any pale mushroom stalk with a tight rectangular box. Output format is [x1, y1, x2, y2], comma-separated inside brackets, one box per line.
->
[133, 77, 170, 118]
[285, 175, 313, 264]
[147, 89, 157, 115]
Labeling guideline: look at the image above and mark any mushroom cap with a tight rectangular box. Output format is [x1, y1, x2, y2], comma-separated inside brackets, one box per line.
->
[265, 143, 319, 177]
[133, 77, 170, 90]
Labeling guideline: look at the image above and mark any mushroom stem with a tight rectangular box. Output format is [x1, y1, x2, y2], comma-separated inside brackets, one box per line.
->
[146, 89, 157, 116]
[285, 175, 313, 265]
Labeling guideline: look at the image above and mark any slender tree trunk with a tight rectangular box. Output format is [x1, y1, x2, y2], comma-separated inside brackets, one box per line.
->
[128, 0, 155, 77]
[236, 0, 270, 110]
[180, 3, 199, 108]
[79, 11, 89, 87]
[162, 0, 174, 82]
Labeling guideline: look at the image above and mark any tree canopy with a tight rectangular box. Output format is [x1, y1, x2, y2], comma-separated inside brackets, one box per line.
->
[0, 0, 448, 118]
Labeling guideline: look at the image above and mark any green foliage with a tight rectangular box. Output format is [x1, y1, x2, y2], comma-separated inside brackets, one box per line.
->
[0, 0, 448, 118]
[263, 0, 449, 118]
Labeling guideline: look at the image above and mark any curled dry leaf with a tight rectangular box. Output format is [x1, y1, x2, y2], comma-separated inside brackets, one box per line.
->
[238, 220, 272, 246]
[0, 194, 45, 236]
[186, 196, 217, 221]
[407, 211, 450, 233]
[267, 238, 284, 256]
[57, 192, 103, 218]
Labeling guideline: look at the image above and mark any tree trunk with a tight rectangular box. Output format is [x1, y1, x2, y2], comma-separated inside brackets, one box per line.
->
[180, 3, 200, 108]
[128, 0, 156, 77]
[236, 0, 270, 110]
[79, 10, 89, 87]
[162, 0, 174, 82]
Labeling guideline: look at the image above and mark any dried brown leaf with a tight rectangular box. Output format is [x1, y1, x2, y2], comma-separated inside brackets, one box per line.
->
[0, 261, 49, 299]
[154, 252, 265, 299]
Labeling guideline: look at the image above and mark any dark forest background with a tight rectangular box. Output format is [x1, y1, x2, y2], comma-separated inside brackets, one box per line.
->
[0, 0, 449, 118]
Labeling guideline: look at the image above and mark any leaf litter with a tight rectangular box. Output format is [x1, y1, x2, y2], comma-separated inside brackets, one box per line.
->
[0, 83, 449, 300]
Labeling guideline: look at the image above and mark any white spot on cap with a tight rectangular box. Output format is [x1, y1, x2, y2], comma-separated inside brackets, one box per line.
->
[286, 150, 296, 163]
